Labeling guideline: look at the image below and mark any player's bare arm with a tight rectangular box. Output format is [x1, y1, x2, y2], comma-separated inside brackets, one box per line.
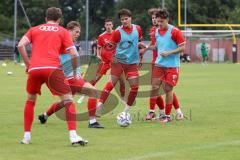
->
[18, 36, 30, 71]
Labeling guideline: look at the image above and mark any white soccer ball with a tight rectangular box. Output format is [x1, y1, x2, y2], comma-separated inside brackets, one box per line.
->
[20, 63, 25, 67]
[2, 63, 7, 67]
[117, 112, 132, 127]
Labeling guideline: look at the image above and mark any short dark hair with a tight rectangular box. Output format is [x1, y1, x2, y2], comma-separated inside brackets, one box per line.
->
[105, 18, 113, 23]
[156, 8, 169, 19]
[46, 7, 62, 21]
[118, 9, 132, 19]
[66, 21, 81, 30]
[148, 8, 160, 16]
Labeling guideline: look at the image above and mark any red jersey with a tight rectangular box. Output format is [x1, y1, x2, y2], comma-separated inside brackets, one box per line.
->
[97, 31, 115, 62]
[111, 24, 143, 44]
[24, 23, 74, 71]
[150, 26, 158, 62]
[154, 25, 185, 46]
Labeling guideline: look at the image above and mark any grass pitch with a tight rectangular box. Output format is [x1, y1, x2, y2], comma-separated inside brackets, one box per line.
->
[0, 62, 239, 160]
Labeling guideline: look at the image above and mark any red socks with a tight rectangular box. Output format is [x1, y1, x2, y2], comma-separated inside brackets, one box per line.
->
[173, 92, 180, 110]
[156, 96, 165, 110]
[87, 98, 97, 117]
[99, 81, 114, 103]
[24, 100, 35, 131]
[149, 97, 157, 110]
[65, 102, 76, 130]
[165, 104, 173, 116]
[127, 85, 138, 106]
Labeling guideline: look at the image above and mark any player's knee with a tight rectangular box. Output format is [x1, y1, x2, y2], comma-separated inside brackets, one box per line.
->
[130, 85, 138, 93]
[152, 84, 160, 90]
[89, 87, 98, 98]
[163, 84, 173, 93]
[27, 94, 37, 102]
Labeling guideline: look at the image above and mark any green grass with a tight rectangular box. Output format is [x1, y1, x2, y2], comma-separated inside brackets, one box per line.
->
[0, 62, 240, 160]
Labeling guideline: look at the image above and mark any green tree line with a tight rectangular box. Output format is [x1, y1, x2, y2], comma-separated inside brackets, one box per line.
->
[0, 0, 240, 40]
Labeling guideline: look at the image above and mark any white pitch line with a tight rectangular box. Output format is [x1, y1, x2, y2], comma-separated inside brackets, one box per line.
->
[119, 140, 240, 160]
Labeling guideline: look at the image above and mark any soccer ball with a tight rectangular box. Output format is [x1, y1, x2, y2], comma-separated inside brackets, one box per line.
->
[117, 112, 132, 127]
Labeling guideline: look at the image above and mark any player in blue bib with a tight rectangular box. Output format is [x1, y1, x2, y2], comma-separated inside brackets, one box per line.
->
[97, 9, 145, 119]
[146, 9, 186, 122]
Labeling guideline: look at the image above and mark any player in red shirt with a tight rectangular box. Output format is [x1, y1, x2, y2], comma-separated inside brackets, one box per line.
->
[97, 9, 145, 118]
[18, 7, 87, 145]
[38, 21, 104, 128]
[145, 8, 184, 121]
[90, 18, 125, 100]
[145, 8, 165, 120]
[145, 9, 185, 122]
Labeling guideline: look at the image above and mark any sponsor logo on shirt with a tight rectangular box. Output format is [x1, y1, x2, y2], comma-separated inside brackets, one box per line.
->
[39, 25, 59, 32]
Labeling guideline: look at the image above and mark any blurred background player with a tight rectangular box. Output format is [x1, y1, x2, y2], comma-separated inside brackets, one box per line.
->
[18, 7, 87, 145]
[200, 42, 209, 65]
[38, 21, 104, 128]
[97, 9, 145, 117]
[146, 8, 185, 122]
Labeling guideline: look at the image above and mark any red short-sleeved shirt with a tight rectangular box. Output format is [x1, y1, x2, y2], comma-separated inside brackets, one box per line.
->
[111, 24, 143, 44]
[97, 31, 115, 62]
[24, 23, 74, 71]
[150, 26, 158, 62]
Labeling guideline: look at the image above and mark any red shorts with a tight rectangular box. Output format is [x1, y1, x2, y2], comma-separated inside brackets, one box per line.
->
[68, 77, 86, 95]
[152, 66, 180, 87]
[111, 62, 139, 79]
[96, 62, 111, 75]
[27, 69, 71, 96]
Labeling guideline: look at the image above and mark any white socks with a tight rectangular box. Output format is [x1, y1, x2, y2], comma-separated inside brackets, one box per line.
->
[89, 117, 97, 124]
[124, 104, 131, 113]
[24, 131, 31, 140]
[69, 130, 77, 138]
[159, 109, 165, 115]
[176, 108, 182, 115]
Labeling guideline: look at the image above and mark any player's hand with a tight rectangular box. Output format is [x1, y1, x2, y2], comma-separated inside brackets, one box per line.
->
[25, 67, 29, 74]
[160, 51, 171, 57]
[138, 42, 147, 49]
[73, 70, 79, 80]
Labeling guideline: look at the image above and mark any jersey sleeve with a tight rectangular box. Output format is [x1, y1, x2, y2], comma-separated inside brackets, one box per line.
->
[149, 27, 156, 45]
[110, 29, 121, 44]
[136, 25, 143, 41]
[97, 35, 104, 47]
[171, 27, 185, 46]
[24, 28, 33, 43]
[61, 29, 75, 52]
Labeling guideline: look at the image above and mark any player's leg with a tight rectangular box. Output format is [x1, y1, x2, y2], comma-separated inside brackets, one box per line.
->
[173, 92, 184, 120]
[156, 95, 165, 119]
[160, 68, 180, 123]
[162, 83, 174, 122]
[21, 70, 43, 144]
[118, 73, 126, 101]
[59, 94, 88, 146]
[97, 62, 123, 108]
[47, 69, 87, 145]
[80, 82, 104, 128]
[146, 64, 158, 120]
[21, 93, 37, 144]
[122, 64, 139, 114]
